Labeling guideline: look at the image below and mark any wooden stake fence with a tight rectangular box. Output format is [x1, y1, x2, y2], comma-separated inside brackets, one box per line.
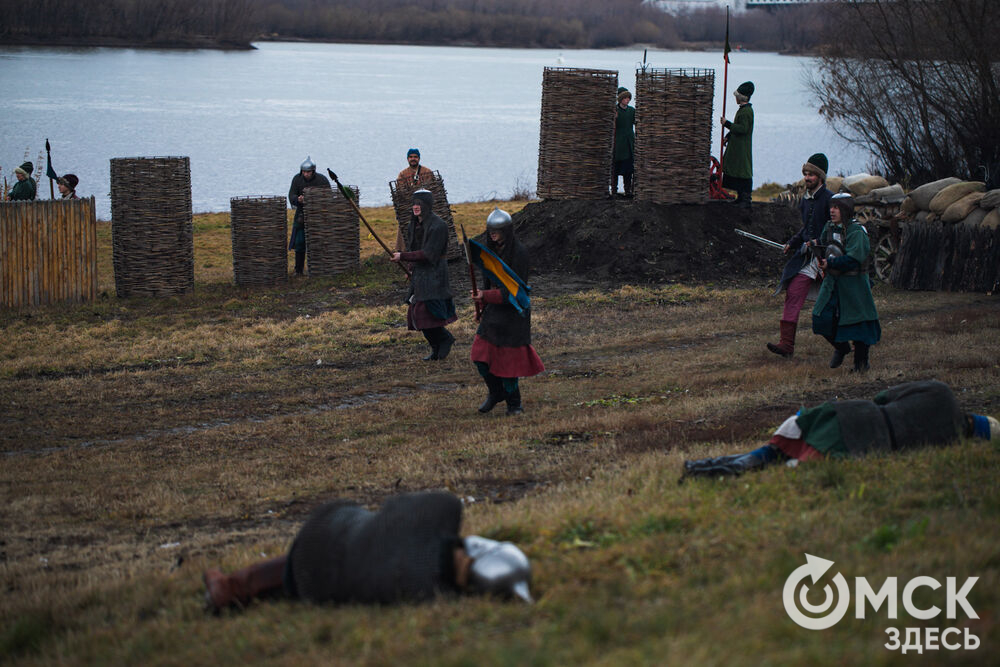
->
[1, 198, 98, 308]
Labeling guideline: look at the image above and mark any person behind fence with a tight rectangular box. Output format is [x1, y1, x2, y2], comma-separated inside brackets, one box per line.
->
[613, 87, 636, 199]
[391, 188, 457, 361]
[395, 148, 434, 251]
[287, 156, 330, 275]
[470, 208, 545, 416]
[811, 193, 880, 373]
[719, 81, 754, 209]
[202, 491, 533, 611]
[57, 173, 78, 199]
[9, 161, 37, 201]
[683, 380, 999, 478]
[767, 152, 834, 359]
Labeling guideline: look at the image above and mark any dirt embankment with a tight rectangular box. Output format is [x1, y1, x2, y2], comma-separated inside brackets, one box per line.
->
[512, 199, 801, 284]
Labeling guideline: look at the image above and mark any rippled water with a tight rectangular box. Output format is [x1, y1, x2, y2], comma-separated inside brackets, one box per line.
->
[0, 42, 868, 219]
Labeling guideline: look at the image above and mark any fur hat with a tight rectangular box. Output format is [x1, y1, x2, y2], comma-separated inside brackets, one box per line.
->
[57, 173, 78, 190]
[802, 153, 829, 181]
[617, 87, 631, 101]
[14, 161, 33, 177]
[736, 81, 754, 98]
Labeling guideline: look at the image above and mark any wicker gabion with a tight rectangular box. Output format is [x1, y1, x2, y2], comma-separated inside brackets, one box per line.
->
[230, 196, 288, 288]
[110, 156, 194, 297]
[389, 171, 461, 261]
[634, 68, 715, 204]
[537, 67, 618, 200]
[302, 185, 361, 277]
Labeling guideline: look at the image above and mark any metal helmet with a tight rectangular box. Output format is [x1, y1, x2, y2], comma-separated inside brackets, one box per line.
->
[300, 156, 316, 172]
[825, 239, 846, 262]
[486, 207, 513, 231]
[464, 535, 533, 603]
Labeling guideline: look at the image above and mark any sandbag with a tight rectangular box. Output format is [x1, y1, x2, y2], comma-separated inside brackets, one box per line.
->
[961, 207, 988, 227]
[900, 196, 918, 215]
[929, 181, 985, 214]
[982, 208, 1000, 229]
[826, 176, 844, 193]
[846, 175, 890, 196]
[867, 183, 906, 204]
[980, 189, 1000, 210]
[941, 191, 985, 223]
[908, 177, 962, 211]
[915, 210, 932, 223]
[842, 173, 872, 187]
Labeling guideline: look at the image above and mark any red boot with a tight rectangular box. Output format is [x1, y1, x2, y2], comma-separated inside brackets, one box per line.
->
[766, 320, 797, 358]
[203, 555, 288, 612]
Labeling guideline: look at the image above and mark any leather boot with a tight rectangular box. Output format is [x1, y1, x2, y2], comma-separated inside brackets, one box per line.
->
[422, 328, 441, 361]
[766, 320, 796, 357]
[294, 250, 305, 275]
[506, 387, 524, 416]
[624, 173, 634, 199]
[478, 374, 507, 413]
[851, 342, 870, 373]
[203, 555, 287, 612]
[436, 329, 455, 360]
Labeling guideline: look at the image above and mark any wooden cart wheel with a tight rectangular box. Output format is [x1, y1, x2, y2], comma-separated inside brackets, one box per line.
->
[872, 231, 898, 283]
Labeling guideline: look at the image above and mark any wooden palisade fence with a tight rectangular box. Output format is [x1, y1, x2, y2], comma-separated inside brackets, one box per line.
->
[1, 198, 98, 308]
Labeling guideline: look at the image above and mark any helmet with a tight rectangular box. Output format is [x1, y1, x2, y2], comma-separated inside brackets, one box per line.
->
[830, 192, 855, 220]
[486, 207, 513, 231]
[464, 535, 533, 603]
[300, 156, 316, 172]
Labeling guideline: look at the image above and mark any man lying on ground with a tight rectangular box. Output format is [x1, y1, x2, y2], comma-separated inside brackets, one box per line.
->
[203, 491, 532, 611]
[683, 380, 998, 478]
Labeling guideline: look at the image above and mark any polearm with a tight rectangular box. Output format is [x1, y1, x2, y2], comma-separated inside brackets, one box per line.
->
[45, 139, 55, 199]
[735, 228, 784, 250]
[327, 168, 410, 279]
[460, 224, 482, 321]
[720, 6, 731, 171]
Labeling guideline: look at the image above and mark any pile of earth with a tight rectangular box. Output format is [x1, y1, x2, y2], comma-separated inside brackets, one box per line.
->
[511, 199, 802, 284]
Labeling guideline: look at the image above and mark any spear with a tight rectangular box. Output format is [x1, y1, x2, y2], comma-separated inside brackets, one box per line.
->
[45, 139, 56, 199]
[326, 168, 410, 279]
[460, 224, 482, 321]
[720, 6, 731, 172]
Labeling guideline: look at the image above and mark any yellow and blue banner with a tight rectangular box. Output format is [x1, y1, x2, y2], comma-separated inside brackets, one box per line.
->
[467, 238, 531, 315]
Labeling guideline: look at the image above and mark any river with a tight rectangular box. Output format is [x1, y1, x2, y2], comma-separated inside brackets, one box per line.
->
[0, 41, 868, 220]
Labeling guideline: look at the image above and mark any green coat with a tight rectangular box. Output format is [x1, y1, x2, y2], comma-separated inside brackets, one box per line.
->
[614, 104, 635, 162]
[9, 177, 36, 201]
[812, 219, 879, 327]
[722, 103, 753, 179]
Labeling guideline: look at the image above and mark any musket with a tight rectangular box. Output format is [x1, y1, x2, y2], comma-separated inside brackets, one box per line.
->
[460, 224, 482, 321]
[327, 168, 410, 279]
[735, 228, 784, 250]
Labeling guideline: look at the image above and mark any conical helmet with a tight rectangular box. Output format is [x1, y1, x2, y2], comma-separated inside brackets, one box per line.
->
[300, 156, 316, 172]
[486, 207, 513, 231]
[464, 535, 533, 603]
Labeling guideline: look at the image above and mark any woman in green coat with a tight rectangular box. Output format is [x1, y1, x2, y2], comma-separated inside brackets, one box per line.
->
[811, 194, 880, 372]
[9, 162, 37, 201]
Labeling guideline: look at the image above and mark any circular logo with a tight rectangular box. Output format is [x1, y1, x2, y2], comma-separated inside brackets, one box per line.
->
[783, 554, 851, 630]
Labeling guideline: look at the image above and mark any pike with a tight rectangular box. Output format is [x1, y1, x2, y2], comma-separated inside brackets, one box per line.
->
[327, 168, 410, 279]
[460, 224, 482, 321]
[735, 228, 784, 250]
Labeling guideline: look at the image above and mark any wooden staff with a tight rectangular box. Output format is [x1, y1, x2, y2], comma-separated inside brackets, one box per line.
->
[461, 224, 482, 321]
[327, 168, 410, 279]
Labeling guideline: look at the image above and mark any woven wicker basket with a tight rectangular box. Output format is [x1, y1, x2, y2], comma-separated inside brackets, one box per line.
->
[109, 156, 194, 297]
[302, 185, 361, 277]
[634, 68, 715, 204]
[230, 196, 288, 287]
[389, 171, 461, 261]
[537, 67, 618, 200]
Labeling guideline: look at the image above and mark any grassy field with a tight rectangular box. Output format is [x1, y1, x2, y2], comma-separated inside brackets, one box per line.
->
[1, 200, 998, 665]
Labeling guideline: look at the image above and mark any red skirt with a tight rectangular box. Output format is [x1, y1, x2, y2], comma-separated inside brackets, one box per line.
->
[407, 301, 457, 331]
[470, 335, 544, 378]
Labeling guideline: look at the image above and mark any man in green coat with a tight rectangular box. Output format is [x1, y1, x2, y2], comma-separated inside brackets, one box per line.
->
[613, 87, 636, 198]
[9, 162, 37, 201]
[811, 193, 880, 372]
[720, 81, 754, 209]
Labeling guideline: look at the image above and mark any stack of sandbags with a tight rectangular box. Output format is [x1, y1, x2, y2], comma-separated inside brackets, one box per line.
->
[841, 173, 890, 196]
[899, 178, 993, 226]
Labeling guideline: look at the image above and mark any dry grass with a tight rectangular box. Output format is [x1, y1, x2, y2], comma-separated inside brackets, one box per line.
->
[1, 201, 998, 665]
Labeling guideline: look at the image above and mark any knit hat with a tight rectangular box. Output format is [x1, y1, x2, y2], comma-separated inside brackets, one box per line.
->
[802, 153, 828, 181]
[407, 148, 420, 158]
[617, 87, 631, 101]
[14, 161, 33, 177]
[57, 173, 78, 190]
[736, 81, 754, 98]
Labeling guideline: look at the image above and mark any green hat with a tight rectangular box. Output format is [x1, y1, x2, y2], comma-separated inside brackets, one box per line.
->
[803, 153, 829, 181]
[736, 81, 754, 98]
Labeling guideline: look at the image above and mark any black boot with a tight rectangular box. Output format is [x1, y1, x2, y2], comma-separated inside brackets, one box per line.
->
[436, 329, 455, 360]
[478, 374, 507, 413]
[829, 340, 851, 369]
[505, 387, 523, 416]
[624, 173, 634, 199]
[294, 250, 305, 275]
[851, 342, 870, 373]
[422, 328, 441, 361]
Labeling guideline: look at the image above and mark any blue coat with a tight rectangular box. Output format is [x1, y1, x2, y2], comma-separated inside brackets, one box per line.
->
[775, 186, 833, 294]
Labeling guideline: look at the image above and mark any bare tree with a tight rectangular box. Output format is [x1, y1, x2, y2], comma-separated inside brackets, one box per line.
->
[806, 0, 1000, 185]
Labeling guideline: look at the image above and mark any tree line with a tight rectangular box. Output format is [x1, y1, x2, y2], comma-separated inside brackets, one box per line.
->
[0, 0, 825, 52]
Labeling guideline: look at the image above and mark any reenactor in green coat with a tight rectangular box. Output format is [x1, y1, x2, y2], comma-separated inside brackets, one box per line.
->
[9, 162, 37, 201]
[720, 81, 754, 208]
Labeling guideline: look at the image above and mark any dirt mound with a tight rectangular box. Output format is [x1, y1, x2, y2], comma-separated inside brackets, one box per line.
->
[512, 200, 801, 284]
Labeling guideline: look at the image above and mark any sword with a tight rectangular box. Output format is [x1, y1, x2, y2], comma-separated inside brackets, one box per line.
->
[735, 228, 784, 250]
